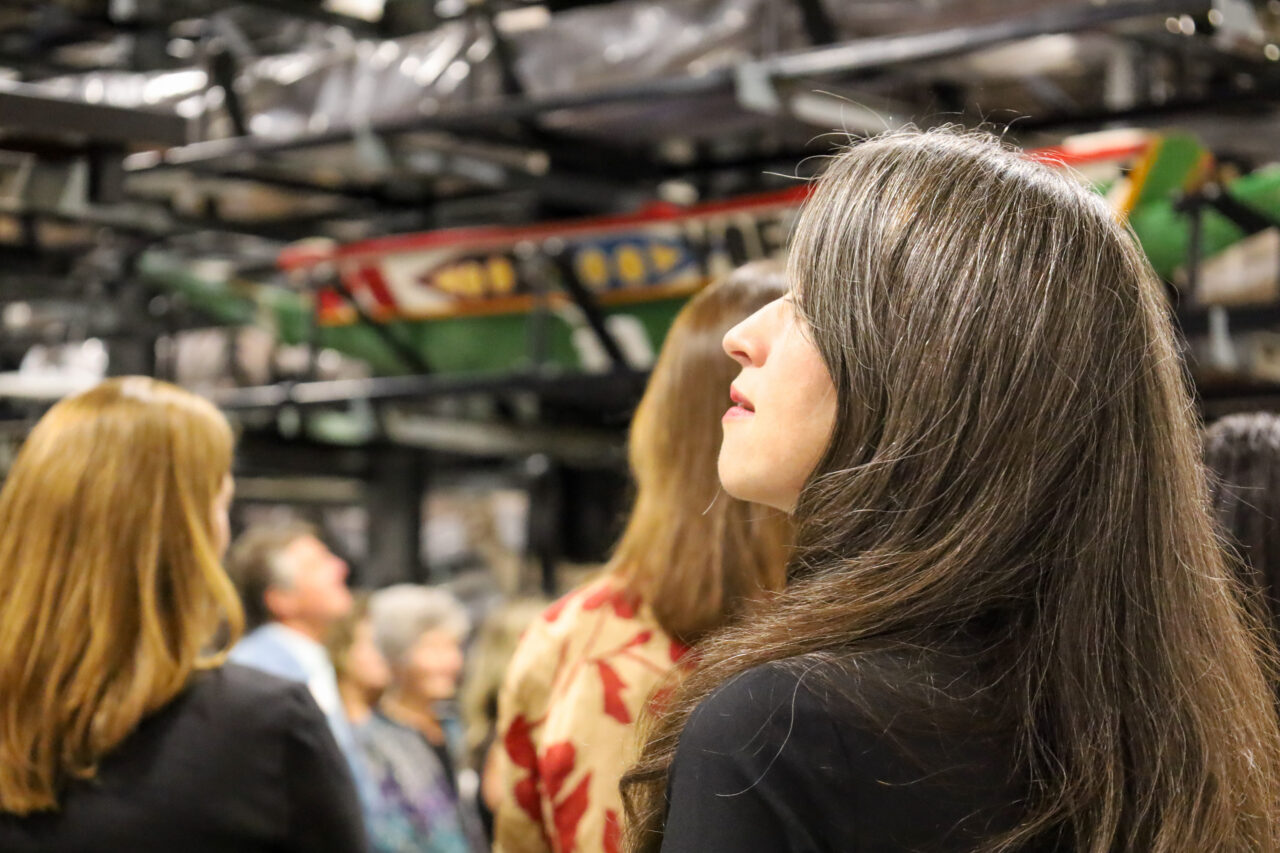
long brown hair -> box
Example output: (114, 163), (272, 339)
(0, 377), (242, 814)
(612, 262), (792, 644)
(623, 129), (1280, 851)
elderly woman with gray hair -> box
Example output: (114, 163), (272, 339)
(355, 584), (487, 853)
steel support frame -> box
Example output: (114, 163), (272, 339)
(134, 0), (1209, 165)
(1011, 84), (1280, 133)
(1174, 184), (1280, 329)
(208, 0), (382, 36)
(0, 80), (189, 147)
(329, 275), (434, 374)
(793, 0), (837, 46)
(119, 1), (1213, 205)
(208, 367), (650, 411)
(548, 249), (631, 371)
(750, 0), (1210, 81)
(365, 445), (426, 585)
(128, 136), (643, 216)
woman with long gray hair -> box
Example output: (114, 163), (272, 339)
(621, 129), (1280, 852)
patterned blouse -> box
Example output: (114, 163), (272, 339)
(494, 573), (690, 853)
(357, 712), (488, 853)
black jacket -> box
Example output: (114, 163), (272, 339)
(0, 663), (369, 853)
(662, 655), (1061, 853)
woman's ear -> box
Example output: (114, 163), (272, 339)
(262, 585), (296, 622)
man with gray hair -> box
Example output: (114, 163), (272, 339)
(225, 523), (381, 840)
(226, 523), (356, 707)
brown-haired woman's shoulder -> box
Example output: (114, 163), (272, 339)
(512, 573), (678, 659)
(498, 571), (679, 736)
(662, 654), (1033, 853)
(494, 572), (689, 853)
(537, 572), (640, 625)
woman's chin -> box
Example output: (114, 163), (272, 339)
(718, 464), (784, 513)
(716, 457), (749, 502)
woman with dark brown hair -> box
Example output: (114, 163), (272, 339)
(493, 263), (793, 853)
(621, 129), (1280, 852)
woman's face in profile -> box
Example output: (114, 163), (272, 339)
(347, 618), (391, 695)
(719, 293), (837, 513)
(401, 628), (465, 704)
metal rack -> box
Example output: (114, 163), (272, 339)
(2, 0), (1280, 587)
(0, 0), (1271, 397)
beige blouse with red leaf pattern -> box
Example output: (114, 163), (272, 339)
(494, 574), (690, 853)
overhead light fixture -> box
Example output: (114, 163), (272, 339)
(2, 302), (32, 331)
(323, 0), (385, 23)
(496, 5), (551, 34)
(166, 38), (196, 59)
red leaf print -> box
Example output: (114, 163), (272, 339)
(646, 685), (674, 716)
(669, 639), (690, 662)
(541, 741), (576, 801)
(554, 773), (592, 853)
(620, 630), (652, 651)
(582, 582), (638, 619)
(580, 583), (611, 611)
(504, 714), (539, 771)
(604, 809), (621, 853)
(514, 777), (543, 827)
(542, 593), (572, 623)
(596, 660), (631, 724)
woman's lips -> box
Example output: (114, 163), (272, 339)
(725, 386), (755, 421)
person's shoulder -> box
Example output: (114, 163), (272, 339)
(693, 647), (990, 733)
(685, 647), (1016, 776)
(666, 658), (863, 811)
(542, 573), (646, 629)
(684, 658), (845, 752)
(182, 662), (318, 730)
(501, 574), (651, 721)
(674, 652), (1027, 848)
(509, 575), (640, 663)
(228, 624), (280, 654)
(363, 713), (437, 767)
(188, 661), (310, 702)
(229, 625), (304, 672)
(364, 711), (418, 742)
(708, 655), (861, 708)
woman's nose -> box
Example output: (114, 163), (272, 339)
(722, 300), (773, 367)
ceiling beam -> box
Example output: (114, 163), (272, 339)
(209, 0), (381, 37)
(0, 79), (189, 147)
